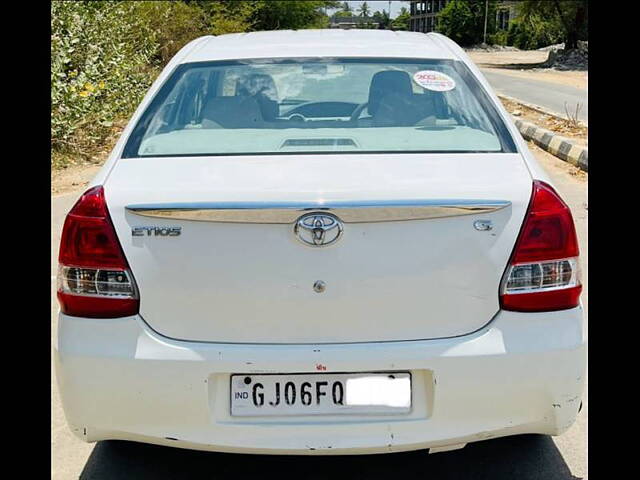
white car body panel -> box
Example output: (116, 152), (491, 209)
(185, 30), (457, 63)
(55, 307), (585, 454)
(106, 152), (531, 343)
(56, 30), (585, 454)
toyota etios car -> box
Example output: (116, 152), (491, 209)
(55, 30), (585, 455)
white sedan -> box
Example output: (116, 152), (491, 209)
(54, 29), (585, 455)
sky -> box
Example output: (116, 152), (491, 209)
(330, 1), (410, 18)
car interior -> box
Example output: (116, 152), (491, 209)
(168, 68), (462, 132)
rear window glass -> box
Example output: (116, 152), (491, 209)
(123, 58), (516, 157)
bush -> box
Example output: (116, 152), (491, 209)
(488, 30), (508, 46)
(51, 0), (336, 169)
(506, 17), (563, 50)
(51, 1), (209, 167)
(131, 2), (209, 65)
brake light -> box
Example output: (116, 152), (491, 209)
(57, 186), (139, 318)
(500, 180), (582, 312)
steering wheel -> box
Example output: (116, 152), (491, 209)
(287, 113), (306, 123)
(349, 102), (369, 122)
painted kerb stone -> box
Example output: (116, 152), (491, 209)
(514, 119), (588, 172)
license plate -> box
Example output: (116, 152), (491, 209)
(230, 372), (411, 417)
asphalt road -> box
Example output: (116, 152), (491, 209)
(51, 147), (587, 479)
(481, 69), (588, 123)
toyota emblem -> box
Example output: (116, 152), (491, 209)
(294, 213), (343, 247)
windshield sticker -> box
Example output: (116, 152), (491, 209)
(413, 70), (456, 92)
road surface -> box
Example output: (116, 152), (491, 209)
(52, 147), (587, 479)
(481, 69), (588, 122)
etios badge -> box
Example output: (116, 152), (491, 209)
(294, 213), (343, 247)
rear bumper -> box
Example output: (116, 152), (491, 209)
(54, 307), (586, 455)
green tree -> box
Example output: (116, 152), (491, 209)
(373, 10), (391, 29)
(358, 2), (371, 17)
(436, 0), (497, 46)
(252, 1), (339, 30)
(391, 7), (410, 31)
(334, 10), (354, 18)
(519, 0), (587, 49)
(186, 1), (259, 35)
(133, 1), (208, 63)
(340, 1), (352, 13)
(506, 12), (563, 50)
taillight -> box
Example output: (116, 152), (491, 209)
(500, 180), (582, 312)
(57, 186), (139, 318)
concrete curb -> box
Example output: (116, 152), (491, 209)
(498, 93), (588, 128)
(514, 118), (588, 172)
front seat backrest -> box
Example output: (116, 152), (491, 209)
(368, 71), (414, 117)
(201, 96), (263, 129)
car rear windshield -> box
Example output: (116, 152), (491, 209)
(123, 58), (516, 157)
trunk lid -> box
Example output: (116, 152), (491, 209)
(105, 153), (531, 343)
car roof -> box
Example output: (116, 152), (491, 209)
(182, 30), (460, 64)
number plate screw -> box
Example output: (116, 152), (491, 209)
(313, 280), (326, 293)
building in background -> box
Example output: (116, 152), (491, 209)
(409, 1), (518, 34)
(409, 0), (446, 33)
(496, 1), (518, 31)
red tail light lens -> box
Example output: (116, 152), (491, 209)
(500, 181), (582, 312)
(57, 186), (139, 318)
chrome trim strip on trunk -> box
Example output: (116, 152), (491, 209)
(125, 200), (511, 224)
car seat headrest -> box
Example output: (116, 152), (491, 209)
(202, 96), (263, 128)
(236, 73), (279, 120)
(368, 71), (413, 116)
